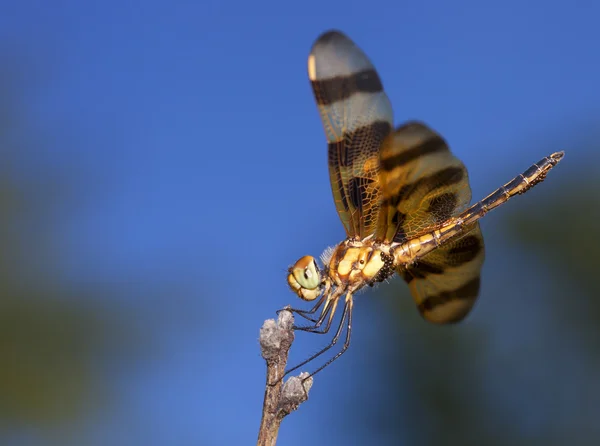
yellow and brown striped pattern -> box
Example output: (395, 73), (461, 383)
(308, 30), (393, 237)
(370, 121), (482, 323)
(376, 121), (473, 244)
(398, 223), (485, 323)
(392, 152), (563, 322)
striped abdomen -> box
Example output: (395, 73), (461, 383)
(395, 151), (564, 263)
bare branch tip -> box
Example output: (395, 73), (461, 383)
(259, 308), (294, 361)
(257, 308), (313, 444)
(277, 306), (294, 330)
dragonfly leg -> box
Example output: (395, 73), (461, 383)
(303, 298), (353, 379)
(293, 296), (338, 333)
(278, 293), (327, 324)
(284, 297), (351, 378)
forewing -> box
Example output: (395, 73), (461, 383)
(376, 121), (472, 243)
(308, 30), (393, 237)
(398, 223), (485, 324)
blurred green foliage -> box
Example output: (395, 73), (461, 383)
(0, 60), (134, 433)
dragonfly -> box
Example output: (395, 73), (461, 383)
(284, 30), (564, 379)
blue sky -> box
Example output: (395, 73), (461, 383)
(1, 0), (599, 444)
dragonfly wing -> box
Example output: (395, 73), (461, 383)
(376, 121), (473, 243)
(309, 30), (393, 237)
(398, 223), (485, 323)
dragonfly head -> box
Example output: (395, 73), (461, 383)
(287, 255), (322, 301)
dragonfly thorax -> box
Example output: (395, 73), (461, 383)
(328, 240), (395, 289)
(287, 239), (396, 303)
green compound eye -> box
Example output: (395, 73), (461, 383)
(286, 255), (322, 301)
(294, 256), (320, 290)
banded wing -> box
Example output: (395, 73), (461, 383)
(398, 223), (485, 323)
(377, 121), (485, 323)
(308, 30), (393, 237)
(376, 121), (473, 243)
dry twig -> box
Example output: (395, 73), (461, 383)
(257, 308), (313, 446)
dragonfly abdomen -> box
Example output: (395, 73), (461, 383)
(463, 151), (564, 225)
(393, 151), (564, 265)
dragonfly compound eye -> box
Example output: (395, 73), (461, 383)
(287, 255), (321, 301)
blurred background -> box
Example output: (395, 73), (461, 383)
(1, 1), (598, 445)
